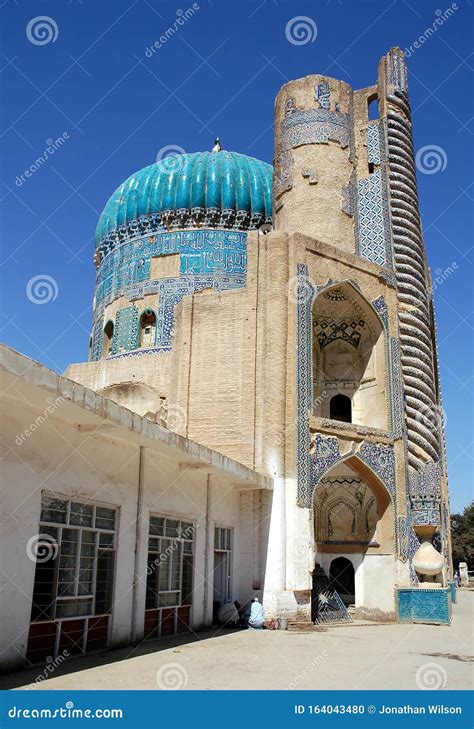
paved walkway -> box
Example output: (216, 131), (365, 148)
(3, 590), (473, 691)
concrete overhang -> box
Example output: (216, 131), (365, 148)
(0, 344), (272, 492)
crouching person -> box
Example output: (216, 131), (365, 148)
(247, 597), (264, 630)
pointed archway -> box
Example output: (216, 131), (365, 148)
(312, 456), (395, 619)
(311, 282), (387, 430)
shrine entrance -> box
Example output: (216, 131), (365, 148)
(311, 455), (394, 622)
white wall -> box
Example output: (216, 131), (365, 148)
(318, 551), (395, 617)
(357, 554), (395, 615)
(0, 394), (259, 670)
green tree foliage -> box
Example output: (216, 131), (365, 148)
(451, 502), (474, 567)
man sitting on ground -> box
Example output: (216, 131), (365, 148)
(248, 597), (264, 630)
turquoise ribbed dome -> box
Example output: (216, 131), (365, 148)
(96, 150), (273, 249)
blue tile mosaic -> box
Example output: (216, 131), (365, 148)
(275, 104), (351, 198)
(367, 123), (381, 165)
(397, 515), (409, 562)
(95, 229), (247, 307)
(371, 294), (388, 329)
(112, 305), (139, 355)
(388, 336), (405, 437)
(91, 230), (247, 359)
(296, 264), (315, 507)
(387, 48), (409, 94)
(358, 441), (396, 500)
(397, 587), (451, 625)
(310, 435), (341, 496)
(315, 81), (330, 110)
(357, 170), (390, 266)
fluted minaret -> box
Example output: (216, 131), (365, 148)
(379, 49), (442, 471)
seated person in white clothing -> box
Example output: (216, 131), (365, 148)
(247, 597), (264, 629)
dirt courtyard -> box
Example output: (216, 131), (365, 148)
(3, 590), (473, 692)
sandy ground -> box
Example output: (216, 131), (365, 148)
(3, 590), (473, 691)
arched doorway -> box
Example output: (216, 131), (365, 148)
(329, 557), (355, 605)
(311, 457), (394, 620)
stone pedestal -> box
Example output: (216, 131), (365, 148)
(459, 562), (469, 587)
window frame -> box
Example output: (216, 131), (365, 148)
(146, 514), (196, 611)
(102, 319), (114, 357)
(33, 493), (118, 623)
(213, 525), (233, 604)
(138, 308), (157, 349)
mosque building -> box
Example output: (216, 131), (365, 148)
(1, 48), (454, 670)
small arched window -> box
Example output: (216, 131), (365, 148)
(139, 309), (156, 348)
(102, 320), (114, 357)
(330, 394), (352, 423)
(368, 95), (379, 121)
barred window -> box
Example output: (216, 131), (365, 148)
(146, 515), (195, 610)
(213, 526), (233, 604)
(31, 495), (117, 622)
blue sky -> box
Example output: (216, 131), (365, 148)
(1, 0), (472, 511)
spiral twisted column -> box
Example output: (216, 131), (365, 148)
(381, 49), (440, 468)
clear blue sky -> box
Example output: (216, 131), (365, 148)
(1, 0), (472, 512)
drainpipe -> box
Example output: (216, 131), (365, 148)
(202, 474), (212, 626)
(131, 445), (145, 644)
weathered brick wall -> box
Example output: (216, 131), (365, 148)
(65, 350), (172, 402)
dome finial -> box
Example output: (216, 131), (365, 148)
(212, 137), (222, 152)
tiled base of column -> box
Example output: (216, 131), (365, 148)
(396, 587), (452, 624)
